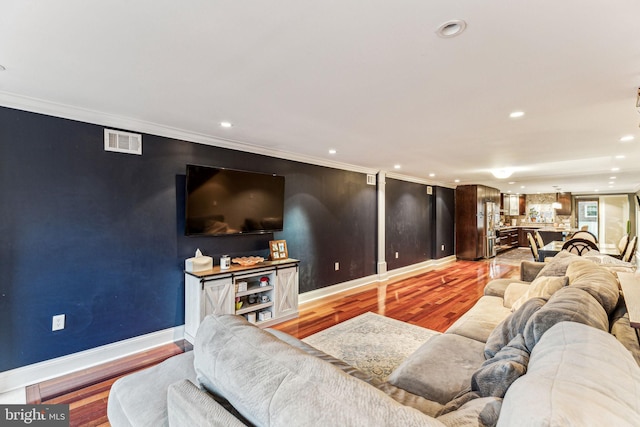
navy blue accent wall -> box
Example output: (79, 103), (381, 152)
(433, 186), (455, 259)
(0, 106), (376, 371)
(385, 178), (434, 269)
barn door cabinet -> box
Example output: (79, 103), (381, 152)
(184, 259), (299, 344)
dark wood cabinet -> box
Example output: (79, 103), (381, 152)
(455, 184), (500, 260)
(519, 227), (538, 247)
(497, 227), (519, 252)
(519, 195), (526, 215)
(556, 192), (572, 215)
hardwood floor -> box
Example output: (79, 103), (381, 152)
(26, 259), (518, 426)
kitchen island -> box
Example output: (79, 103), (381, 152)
(496, 224), (578, 251)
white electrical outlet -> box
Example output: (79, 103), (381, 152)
(441, 244), (445, 251)
(52, 314), (65, 331)
(334, 262), (339, 271)
(395, 252), (399, 259)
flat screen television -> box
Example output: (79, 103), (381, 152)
(185, 165), (285, 236)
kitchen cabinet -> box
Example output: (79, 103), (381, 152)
(497, 227), (519, 253)
(501, 194), (522, 216)
(455, 184), (500, 260)
(555, 193), (572, 215)
(519, 228), (538, 247)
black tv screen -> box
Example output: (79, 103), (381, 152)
(185, 165), (285, 236)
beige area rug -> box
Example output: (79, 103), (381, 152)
(302, 312), (439, 381)
(494, 247), (534, 266)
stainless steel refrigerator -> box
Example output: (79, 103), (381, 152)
(484, 202), (499, 258)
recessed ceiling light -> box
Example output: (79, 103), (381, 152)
(454, 179), (460, 183)
(220, 121), (232, 128)
(520, 185), (525, 189)
(509, 111), (525, 119)
(615, 155), (625, 159)
(394, 164), (401, 169)
(610, 176), (616, 179)
(436, 20), (467, 38)
(612, 167), (620, 171)
(608, 181), (615, 185)
(619, 135), (634, 142)
(508, 181), (516, 185)
(328, 149), (337, 155)
(429, 173), (435, 177)
(594, 189), (599, 192)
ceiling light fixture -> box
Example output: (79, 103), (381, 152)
(394, 164), (401, 169)
(619, 135), (634, 142)
(612, 167), (620, 171)
(615, 155), (625, 159)
(328, 149), (337, 155)
(454, 179), (460, 183)
(509, 111), (525, 119)
(491, 168), (513, 179)
(436, 19), (467, 38)
(220, 121), (232, 128)
(429, 173), (436, 177)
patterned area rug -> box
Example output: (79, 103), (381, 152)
(495, 247), (534, 266)
(302, 312), (439, 380)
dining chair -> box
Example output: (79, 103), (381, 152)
(561, 238), (598, 256)
(527, 232), (540, 262)
(534, 230), (545, 249)
(617, 234), (629, 255)
(621, 236), (637, 263)
(570, 230), (598, 243)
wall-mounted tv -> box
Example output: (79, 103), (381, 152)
(185, 164), (285, 236)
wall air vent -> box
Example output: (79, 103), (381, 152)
(104, 129), (142, 155)
(366, 174), (376, 185)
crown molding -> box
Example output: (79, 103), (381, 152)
(0, 91), (378, 175)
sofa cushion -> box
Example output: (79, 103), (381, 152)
(484, 297), (546, 359)
(445, 296), (512, 343)
(267, 328), (444, 417)
(534, 250), (580, 278)
(484, 278), (528, 298)
(107, 351), (197, 427)
(508, 275), (567, 311)
(523, 287), (609, 350)
(498, 322), (640, 427)
(167, 380), (247, 427)
(565, 259), (620, 314)
(387, 333), (486, 405)
(194, 315), (445, 427)
(472, 334), (529, 398)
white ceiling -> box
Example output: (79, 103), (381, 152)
(2, 1), (640, 195)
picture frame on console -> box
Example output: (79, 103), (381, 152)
(270, 240), (288, 260)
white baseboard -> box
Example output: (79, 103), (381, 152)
(0, 325), (184, 394)
(299, 256), (455, 305)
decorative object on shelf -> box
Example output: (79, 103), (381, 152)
(259, 276), (270, 287)
(220, 255), (231, 270)
(258, 310), (272, 321)
(269, 239), (289, 260)
(184, 248), (213, 272)
(248, 294), (258, 305)
(231, 256), (264, 266)
(235, 297), (243, 310)
(247, 312), (256, 323)
(261, 295), (270, 303)
(236, 281), (248, 292)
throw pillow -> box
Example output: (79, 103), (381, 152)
(534, 250), (580, 279)
(472, 334), (529, 398)
(509, 276), (568, 312)
(484, 297), (546, 360)
(503, 283), (530, 309)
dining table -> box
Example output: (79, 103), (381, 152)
(538, 240), (620, 261)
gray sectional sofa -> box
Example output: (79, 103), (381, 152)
(108, 252), (640, 426)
